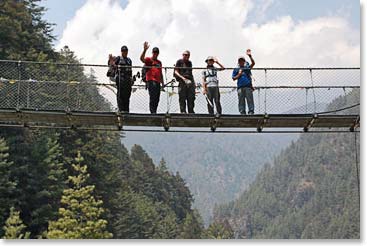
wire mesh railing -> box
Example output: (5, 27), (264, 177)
(0, 60), (360, 115)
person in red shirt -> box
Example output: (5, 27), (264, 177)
(140, 41), (163, 114)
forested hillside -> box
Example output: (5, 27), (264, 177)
(123, 133), (295, 224)
(0, 0), (206, 239)
(213, 89), (360, 239)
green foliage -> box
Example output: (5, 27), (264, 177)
(0, 0), (55, 60)
(123, 128), (295, 224)
(2, 207), (30, 239)
(47, 152), (112, 239)
(214, 90), (360, 239)
(0, 0), (203, 239)
(0, 138), (17, 236)
(177, 211), (204, 239)
(112, 147), (202, 239)
(205, 220), (234, 239)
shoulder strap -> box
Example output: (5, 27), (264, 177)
(127, 57), (132, 66)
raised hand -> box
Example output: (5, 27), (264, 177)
(108, 54), (115, 66)
(144, 41), (150, 51)
(246, 49), (252, 56)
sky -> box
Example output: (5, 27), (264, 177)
(39, 0), (361, 73)
(41, 0), (360, 43)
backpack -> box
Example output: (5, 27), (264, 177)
(141, 66), (149, 83)
(106, 56), (117, 81)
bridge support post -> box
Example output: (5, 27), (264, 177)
(257, 114), (269, 132)
(116, 112), (123, 131)
(304, 114), (318, 132)
(350, 116), (360, 132)
(163, 113), (171, 132)
(210, 115), (220, 132)
(65, 110), (74, 129)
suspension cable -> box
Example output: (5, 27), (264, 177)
(309, 69), (317, 113)
(0, 59), (360, 70)
(354, 132), (360, 210)
(264, 69), (268, 114)
(316, 103), (360, 115)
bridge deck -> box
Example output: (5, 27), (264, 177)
(0, 109), (360, 132)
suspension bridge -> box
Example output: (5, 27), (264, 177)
(0, 60), (360, 133)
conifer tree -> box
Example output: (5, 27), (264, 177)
(47, 152), (112, 239)
(205, 220), (234, 239)
(0, 138), (16, 236)
(178, 212), (204, 239)
(3, 207), (30, 239)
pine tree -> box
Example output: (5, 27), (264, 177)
(27, 134), (67, 236)
(178, 212), (204, 239)
(2, 207), (30, 239)
(0, 138), (16, 236)
(205, 220), (234, 239)
(112, 187), (140, 238)
(0, 0), (55, 60)
(44, 136), (67, 205)
(47, 152), (112, 239)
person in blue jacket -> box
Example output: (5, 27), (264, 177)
(232, 49), (256, 115)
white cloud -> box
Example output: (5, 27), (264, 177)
(56, 0), (360, 112)
(58, 0), (359, 69)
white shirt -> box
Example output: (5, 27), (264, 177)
(202, 67), (219, 87)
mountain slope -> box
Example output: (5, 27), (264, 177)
(123, 132), (295, 224)
(213, 89), (360, 239)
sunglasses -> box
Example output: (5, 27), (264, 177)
(183, 54), (190, 56)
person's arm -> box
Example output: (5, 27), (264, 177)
(174, 69), (187, 81)
(247, 49), (255, 68)
(174, 61), (186, 81)
(160, 65), (164, 87)
(202, 72), (207, 94)
(203, 79), (208, 94)
(232, 69), (243, 80)
(108, 54), (117, 66)
(215, 60), (225, 71)
(140, 41), (149, 63)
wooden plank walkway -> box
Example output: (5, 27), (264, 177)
(0, 109), (360, 132)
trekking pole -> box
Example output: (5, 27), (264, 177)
(204, 93), (214, 109)
(163, 79), (176, 88)
(196, 82), (214, 111)
(164, 67), (169, 113)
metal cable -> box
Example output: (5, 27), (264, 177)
(0, 59), (360, 70)
(316, 103), (360, 115)
(309, 69), (317, 113)
(0, 123), (360, 134)
(354, 132), (360, 210)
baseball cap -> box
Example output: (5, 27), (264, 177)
(238, 56), (246, 61)
(183, 50), (190, 55)
(121, 45), (128, 51)
(152, 47), (160, 53)
(205, 56), (215, 63)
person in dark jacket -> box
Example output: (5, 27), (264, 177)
(108, 45), (133, 112)
(174, 50), (195, 114)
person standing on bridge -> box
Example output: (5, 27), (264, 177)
(232, 49), (255, 115)
(140, 41), (163, 114)
(108, 45), (133, 113)
(174, 50), (196, 114)
(202, 56), (225, 116)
